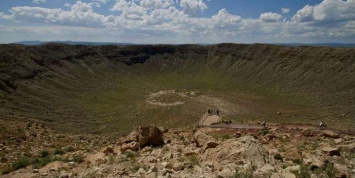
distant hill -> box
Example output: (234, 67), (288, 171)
(273, 43), (355, 48)
(11, 41), (133, 46)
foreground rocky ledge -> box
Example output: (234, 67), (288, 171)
(1, 125), (355, 178)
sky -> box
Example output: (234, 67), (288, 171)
(0, 0), (354, 44)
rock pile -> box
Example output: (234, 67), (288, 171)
(2, 124), (355, 178)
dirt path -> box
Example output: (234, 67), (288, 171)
(199, 114), (222, 126)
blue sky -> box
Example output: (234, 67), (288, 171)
(0, 0), (354, 44)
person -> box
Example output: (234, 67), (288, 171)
(208, 109), (212, 115)
(319, 121), (326, 130)
(262, 120), (266, 128)
(216, 109), (220, 116)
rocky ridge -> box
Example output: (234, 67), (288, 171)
(1, 124), (354, 178)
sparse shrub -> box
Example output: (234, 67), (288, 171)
(39, 156), (52, 167)
(131, 163), (143, 173)
(310, 142), (319, 150)
(108, 154), (115, 164)
(186, 155), (199, 166)
(261, 129), (269, 135)
(292, 162), (311, 178)
(73, 154), (85, 163)
(297, 144), (306, 152)
(234, 165), (255, 178)
(64, 146), (75, 152)
(40, 150), (49, 158)
(124, 151), (139, 160)
(11, 157), (31, 170)
(23, 152), (32, 157)
(54, 148), (64, 155)
(279, 137), (290, 143)
(314, 162), (337, 178)
(177, 156), (185, 162)
(1, 166), (13, 175)
(222, 134), (232, 140)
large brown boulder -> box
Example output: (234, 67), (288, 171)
(118, 125), (164, 151)
(136, 125), (164, 147)
(284, 148), (302, 163)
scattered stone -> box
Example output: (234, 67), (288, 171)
(159, 126), (169, 133)
(103, 146), (114, 155)
(334, 138), (342, 144)
(272, 172), (296, 178)
(173, 162), (185, 171)
(32, 169), (39, 173)
(218, 168), (234, 178)
(233, 132), (241, 138)
(162, 162), (171, 169)
(277, 112), (281, 115)
(59, 172), (69, 178)
(121, 141), (140, 152)
(205, 141), (218, 150)
(259, 164), (275, 173)
(68, 161), (76, 168)
(302, 130), (317, 137)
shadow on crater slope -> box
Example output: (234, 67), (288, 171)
(0, 43), (354, 134)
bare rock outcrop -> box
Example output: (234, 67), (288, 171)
(201, 135), (269, 169)
(119, 125), (164, 152)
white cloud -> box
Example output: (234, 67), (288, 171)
(0, 0), (355, 43)
(0, 12), (14, 20)
(292, 0), (355, 23)
(33, 0), (46, 4)
(5, 2), (108, 28)
(259, 12), (283, 23)
(292, 5), (315, 22)
(281, 8), (290, 14)
(212, 9), (241, 28)
(179, 0), (207, 16)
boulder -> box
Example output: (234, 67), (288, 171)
(284, 148), (302, 163)
(320, 130), (340, 139)
(201, 136), (268, 168)
(121, 141), (140, 152)
(322, 147), (340, 156)
(339, 143), (355, 152)
(334, 163), (349, 178)
(193, 131), (216, 148)
(218, 168), (235, 178)
(172, 162), (185, 171)
(259, 164), (275, 173)
(205, 141), (218, 150)
(302, 130), (318, 137)
(103, 146), (114, 155)
(120, 125), (164, 149)
(334, 138), (342, 144)
(136, 126), (164, 147)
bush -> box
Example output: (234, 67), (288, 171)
(234, 166), (255, 178)
(292, 162), (311, 178)
(186, 155), (199, 166)
(124, 151), (139, 160)
(64, 146), (75, 152)
(54, 148), (64, 155)
(12, 157), (31, 170)
(73, 154), (84, 163)
(40, 150), (50, 158)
